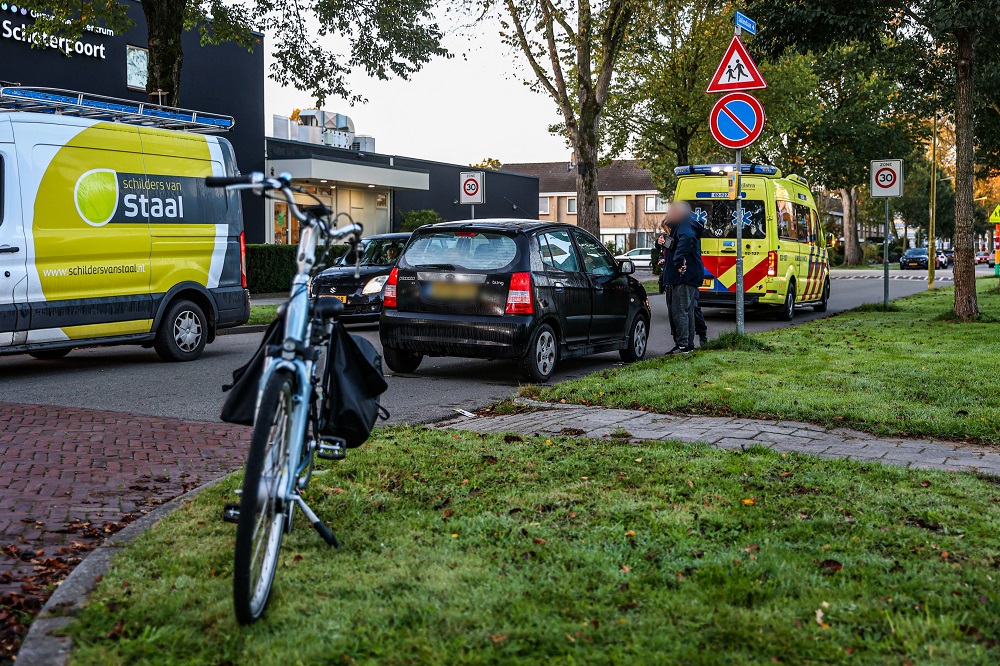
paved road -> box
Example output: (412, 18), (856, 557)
(0, 272), (955, 425)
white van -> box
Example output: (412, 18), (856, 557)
(0, 87), (249, 361)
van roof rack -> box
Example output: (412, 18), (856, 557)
(0, 87), (234, 133)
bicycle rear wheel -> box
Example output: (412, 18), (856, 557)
(233, 369), (296, 624)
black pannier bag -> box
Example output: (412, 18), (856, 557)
(321, 325), (389, 447)
(220, 316), (284, 426)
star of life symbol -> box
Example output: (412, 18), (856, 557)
(693, 208), (708, 225)
(732, 207), (754, 228)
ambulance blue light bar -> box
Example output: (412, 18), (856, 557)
(674, 164), (780, 177)
(0, 87), (234, 133)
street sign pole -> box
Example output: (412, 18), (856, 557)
(735, 150), (745, 334)
(871, 159), (903, 312)
(884, 198), (890, 311)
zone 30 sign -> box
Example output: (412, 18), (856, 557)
(870, 159), (904, 198)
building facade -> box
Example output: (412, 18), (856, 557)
(504, 160), (667, 251)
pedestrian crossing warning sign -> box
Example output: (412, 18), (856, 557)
(990, 205), (1000, 224)
(706, 35), (768, 94)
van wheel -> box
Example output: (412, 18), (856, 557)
(619, 315), (648, 363)
(154, 299), (207, 362)
(778, 283), (796, 321)
(383, 346), (423, 374)
(29, 349), (71, 361)
(813, 278), (831, 312)
(520, 324), (558, 383)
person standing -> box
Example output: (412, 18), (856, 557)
(662, 202), (704, 354)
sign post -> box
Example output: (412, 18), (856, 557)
(706, 14), (766, 335)
(460, 171), (485, 219)
(870, 159), (904, 311)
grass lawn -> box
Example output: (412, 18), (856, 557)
(535, 280), (1000, 445)
(247, 304), (279, 326)
(68, 427), (1000, 665)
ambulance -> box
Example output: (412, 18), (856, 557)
(672, 164), (830, 320)
(0, 87), (249, 361)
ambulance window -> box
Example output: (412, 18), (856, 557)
(688, 200), (766, 240)
(776, 201), (796, 240)
(812, 210), (824, 246)
(793, 204), (811, 243)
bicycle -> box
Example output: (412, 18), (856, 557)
(207, 172), (364, 624)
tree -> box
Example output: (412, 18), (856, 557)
(745, 0), (1000, 318)
(22, 0), (448, 107)
(497, 0), (654, 234)
(470, 157), (504, 170)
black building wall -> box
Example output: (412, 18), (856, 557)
(0, 1), (267, 240)
(392, 157), (539, 225)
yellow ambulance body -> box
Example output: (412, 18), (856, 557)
(672, 164), (830, 320)
(0, 106), (249, 361)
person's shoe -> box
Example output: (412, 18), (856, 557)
(669, 346), (693, 356)
(698, 335), (708, 347)
(665, 345), (681, 356)
(682, 346), (695, 355)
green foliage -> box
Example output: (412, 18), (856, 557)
(246, 244), (347, 294)
(400, 209), (444, 233)
(68, 427), (1000, 664)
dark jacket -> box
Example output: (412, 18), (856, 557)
(663, 215), (704, 288)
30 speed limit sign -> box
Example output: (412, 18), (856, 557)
(870, 159), (903, 198)
(460, 171), (485, 205)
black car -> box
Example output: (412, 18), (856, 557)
(943, 248), (955, 266)
(311, 233), (410, 321)
(899, 248), (929, 270)
(379, 220), (651, 383)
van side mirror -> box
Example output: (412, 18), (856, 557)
(619, 260), (636, 275)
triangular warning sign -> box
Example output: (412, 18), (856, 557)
(706, 35), (768, 94)
(991, 205), (1000, 224)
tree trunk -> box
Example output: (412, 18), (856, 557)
(840, 187), (862, 265)
(574, 115), (601, 236)
(952, 28), (979, 320)
(142, 0), (186, 106)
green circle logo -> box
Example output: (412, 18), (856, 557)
(74, 169), (119, 227)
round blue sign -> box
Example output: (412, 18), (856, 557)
(709, 92), (766, 150)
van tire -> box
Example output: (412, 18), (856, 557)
(29, 349), (71, 361)
(383, 346), (423, 374)
(814, 278), (831, 312)
(619, 315), (649, 363)
(520, 323), (558, 383)
(154, 299), (208, 362)
(778, 283), (796, 321)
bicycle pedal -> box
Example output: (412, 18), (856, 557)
(222, 503), (240, 523)
(317, 437), (347, 460)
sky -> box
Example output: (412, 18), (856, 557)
(262, 18), (570, 167)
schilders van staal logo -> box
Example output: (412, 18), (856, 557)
(73, 169), (227, 226)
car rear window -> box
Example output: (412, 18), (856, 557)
(684, 200), (767, 240)
(402, 231), (518, 271)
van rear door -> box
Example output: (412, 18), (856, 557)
(0, 132), (28, 346)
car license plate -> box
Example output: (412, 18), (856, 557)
(908, 262), (918, 266)
(332, 295), (347, 303)
(702, 278), (713, 287)
(427, 281), (478, 301)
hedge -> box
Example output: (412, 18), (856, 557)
(246, 244), (349, 294)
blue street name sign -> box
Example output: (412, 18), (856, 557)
(735, 11), (757, 35)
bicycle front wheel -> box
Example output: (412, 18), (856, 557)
(233, 369), (296, 624)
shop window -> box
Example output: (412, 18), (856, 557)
(645, 195), (668, 213)
(376, 193), (388, 208)
(273, 202), (289, 244)
(567, 197), (577, 214)
(126, 46), (148, 91)
(603, 195), (626, 214)
(538, 197), (550, 215)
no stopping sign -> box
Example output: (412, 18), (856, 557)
(870, 160), (903, 198)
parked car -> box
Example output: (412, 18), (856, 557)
(976, 251), (992, 265)
(311, 233), (410, 321)
(936, 252), (949, 269)
(899, 248), (929, 270)
(379, 220), (652, 382)
(614, 247), (653, 270)
(943, 249), (955, 266)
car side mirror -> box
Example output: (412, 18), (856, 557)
(619, 260), (636, 275)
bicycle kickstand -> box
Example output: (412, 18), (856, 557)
(294, 495), (340, 548)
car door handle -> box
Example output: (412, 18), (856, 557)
(0, 246), (19, 254)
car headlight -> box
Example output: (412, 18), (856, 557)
(362, 275), (389, 296)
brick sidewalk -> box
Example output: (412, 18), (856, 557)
(439, 401), (1000, 475)
(0, 402), (249, 660)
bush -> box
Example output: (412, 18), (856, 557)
(401, 209), (445, 232)
(246, 244), (348, 294)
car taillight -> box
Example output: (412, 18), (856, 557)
(383, 267), (399, 309)
(766, 250), (778, 277)
(239, 230), (247, 289)
(505, 272), (533, 315)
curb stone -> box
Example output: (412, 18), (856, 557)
(16, 477), (229, 666)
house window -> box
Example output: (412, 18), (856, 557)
(126, 46), (148, 91)
(601, 234), (627, 253)
(645, 195), (668, 213)
(538, 197), (550, 215)
(603, 195), (626, 214)
(567, 197), (577, 214)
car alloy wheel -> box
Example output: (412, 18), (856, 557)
(535, 329), (556, 377)
(632, 318), (648, 358)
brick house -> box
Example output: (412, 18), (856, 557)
(503, 160), (667, 252)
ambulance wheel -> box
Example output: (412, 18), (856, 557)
(814, 278), (831, 312)
(778, 283), (796, 321)
(29, 349), (71, 361)
(155, 299), (207, 362)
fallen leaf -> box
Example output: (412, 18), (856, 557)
(819, 559), (843, 574)
(941, 551), (949, 559)
(580, 476), (589, 480)
(443, 509), (454, 518)
(687, 479), (694, 487)
(503, 434), (523, 443)
(107, 619), (125, 640)
(624, 530), (636, 538)
(619, 565), (632, 573)
(490, 634), (508, 644)
(920, 480), (931, 488)
(451, 534), (459, 538)
(780, 471), (793, 478)
(815, 608), (830, 629)
(461, 479), (469, 485)
(533, 538), (547, 545)
(741, 498), (756, 506)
